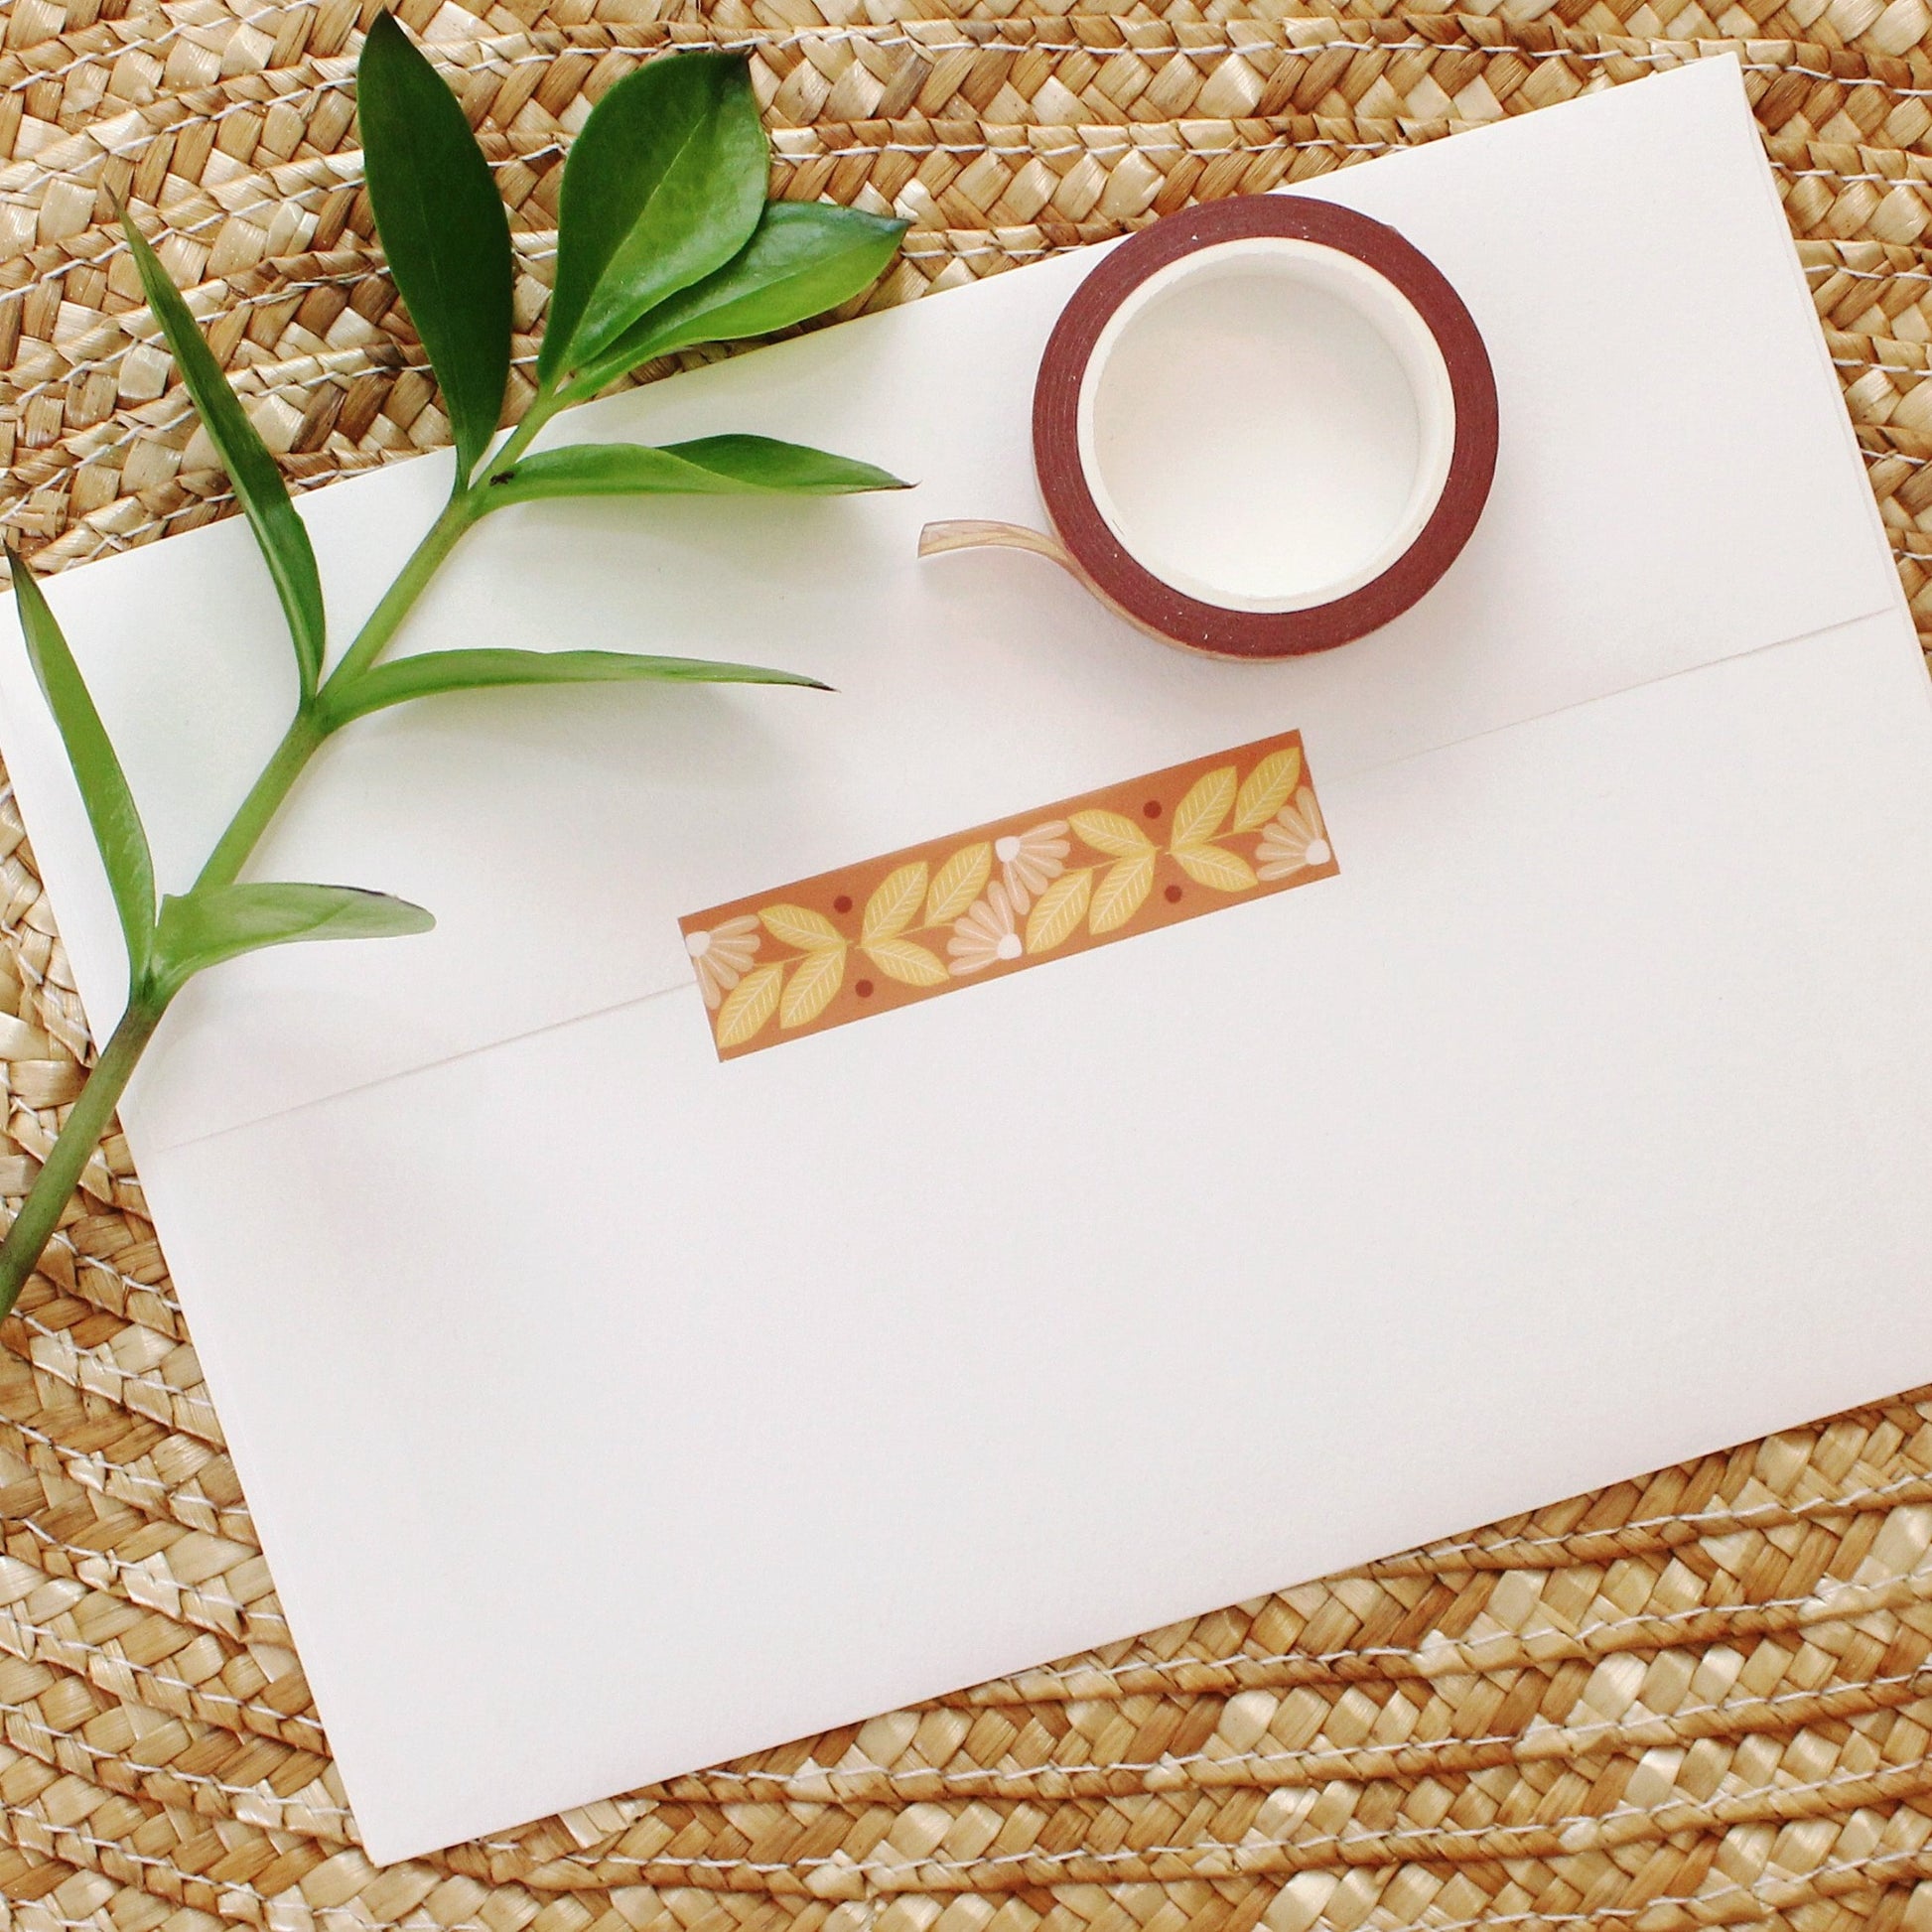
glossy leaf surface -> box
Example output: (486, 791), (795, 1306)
(357, 13), (513, 483)
(487, 436), (905, 508)
(6, 547), (155, 983)
(539, 53), (766, 387)
(122, 215), (327, 695)
(568, 202), (906, 396)
(322, 646), (828, 726)
(153, 883), (434, 992)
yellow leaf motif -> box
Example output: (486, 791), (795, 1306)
(1069, 809), (1155, 857)
(863, 862), (928, 943)
(1173, 843), (1257, 893)
(1231, 747), (1304, 834)
(1171, 765), (1237, 849)
(779, 944), (847, 1029)
(925, 843), (993, 924)
(715, 960), (784, 1047)
(1025, 868), (1093, 954)
(1089, 851), (1155, 934)
(759, 903), (844, 951)
(862, 935), (950, 986)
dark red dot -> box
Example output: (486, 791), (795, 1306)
(1164, 884), (1183, 903)
(833, 895), (853, 914)
(855, 979), (874, 999)
(1143, 800), (1163, 820)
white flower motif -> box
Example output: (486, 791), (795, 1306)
(685, 913), (760, 1010)
(1255, 789), (1331, 882)
(993, 820), (1069, 913)
(948, 883), (1025, 976)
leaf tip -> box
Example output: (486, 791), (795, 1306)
(116, 203), (153, 257)
(359, 8), (414, 72)
(360, 7), (416, 68)
(374, 890), (437, 934)
(2, 538), (40, 606)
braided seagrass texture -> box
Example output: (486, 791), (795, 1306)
(9, 2), (1932, 1928)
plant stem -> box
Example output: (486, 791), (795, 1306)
(194, 710), (323, 893)
(0, 998), (162, 1318)
(200, 488), (485, 886)
(327, 488), (481, 693)
(1, 435), (523, 1311)
(478, 390), (562, 489)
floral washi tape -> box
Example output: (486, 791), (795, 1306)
(681, 728), (1336, 1059)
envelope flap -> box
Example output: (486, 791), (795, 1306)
(0, 57), (1892, 1156)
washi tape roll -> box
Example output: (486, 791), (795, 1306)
(921, 196), (1499, 660)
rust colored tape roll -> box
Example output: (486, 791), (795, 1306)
(1031, 195), (1500, 660)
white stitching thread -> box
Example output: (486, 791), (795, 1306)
(2, 1310), (211, 1434)
(974, 1558), (1932, 1694)
(0, 1693), (353, 1829)
(472, 1749), (1932, 1876)
(5, 1513), (281, 1645)
(20, 1709), (1925, 1895)
(1810, 256), (1932, 290)
(2, 20), (1914, 97)
(683, 1661), (1932, 1796)
(0, 1406), (248, 1541)
(0, 1603), (322, 1738)
(0, 1849), (1921, 1932)
(1, 2), (301, 103)
(1376, 1452), (1932, 1564)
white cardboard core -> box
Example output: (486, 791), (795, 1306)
(1076, 236), (1458, 613)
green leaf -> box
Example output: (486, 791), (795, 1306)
(153, 882), (434, 992)
(538, 52), (766, 390)
(484, 435), (907, 509)
(565, 201), (906, 398)
(357, 12), (513, 484)
(5, 546), (155, 983)
(661, 434), (909, 493)
(321, 646), (829, 727)
(121, 213), (327, 698)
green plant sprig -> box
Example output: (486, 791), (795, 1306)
(0, 19), (910, 1314)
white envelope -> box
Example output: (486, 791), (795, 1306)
(5, 55), (1932, 1865)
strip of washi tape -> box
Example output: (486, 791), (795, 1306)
(681, 728), (1336, 1059)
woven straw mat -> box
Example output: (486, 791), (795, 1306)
(10, 3), (1932, 1929)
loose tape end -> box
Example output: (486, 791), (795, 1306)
(917, 519), (1073, 568)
